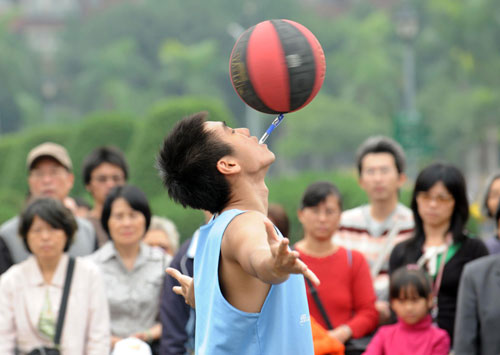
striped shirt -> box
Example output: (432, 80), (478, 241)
(334, 203), (414, 299)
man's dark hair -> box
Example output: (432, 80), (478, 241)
(19, 198), (77, 253)
(356, 136), (406, 175)
(82, 146), (129, 185)
(101, 185), (151, 236)
(300, 181), (343, 211)
(156, 112), (233, 214)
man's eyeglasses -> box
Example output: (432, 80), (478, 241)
(92, 175), (125, 184)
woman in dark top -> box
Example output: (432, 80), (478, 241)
(389, 162), (488, 342)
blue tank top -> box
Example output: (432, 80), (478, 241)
(194, 209), (314, 355)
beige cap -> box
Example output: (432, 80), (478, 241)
(27, 142), (72, 171)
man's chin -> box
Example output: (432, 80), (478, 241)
(40, 192), (59, 200)
(370, 193), (391, 202)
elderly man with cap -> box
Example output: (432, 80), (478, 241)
(0, 142), (97, 263)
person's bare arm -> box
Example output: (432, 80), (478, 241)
(224, 212), (319, 286)
(165, 212), (319, 310)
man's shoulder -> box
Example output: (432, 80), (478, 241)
(75, 216), (95, 235)
(340, 205), (368, 227)
(0, 216), (20, 238)
(222, 210), (265, 238)
(394, 203), (413, 220)
(341, 205), (367, 220)
(463, 253), (498, 276)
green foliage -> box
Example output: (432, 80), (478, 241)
(70, 112), (137, 197)
(0, 16), (42, 132)
(0, 135), (23, 188)
(150, 196), (206, 244)
(0, 189), (25, 223)
(128, 97), (235, 197)
(275, 94), (389, 171)
(157, 39), (226, 98)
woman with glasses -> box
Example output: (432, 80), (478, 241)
(389, 162), (488, 342)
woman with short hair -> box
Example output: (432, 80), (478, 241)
(294, 181), (378, 350)
(0, 198), (110, 354)
(90, 185), (171, 354)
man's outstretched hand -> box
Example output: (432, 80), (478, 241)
(166, 267), (195, 308)
(264, 219), (320, 286)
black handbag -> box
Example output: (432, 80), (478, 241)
(28, 257), (76, 355)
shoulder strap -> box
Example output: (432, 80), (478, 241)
(304, 277), (334, 330)
(294, 245), (335, 330)
(347, 248), (352, 266)
(212, 209), (246, 237)
(370, 219), (400, 278)
(54, 257), (75, 345)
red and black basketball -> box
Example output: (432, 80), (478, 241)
(229, 19), (326, 115)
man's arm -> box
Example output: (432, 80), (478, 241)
(223, 212), (319, 285)
(166, 213), (319, 311)
(453, 264), (479, 355)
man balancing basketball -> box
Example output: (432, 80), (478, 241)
(157, 111), (317, 355)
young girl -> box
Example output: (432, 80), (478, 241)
(363, 266), (450, 355)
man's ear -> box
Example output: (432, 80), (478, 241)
(397, 172), (407, 188)
(216, 156), (241, 175)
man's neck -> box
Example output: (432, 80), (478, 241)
(89, 203), (103, 220)
(223, 170), (269, 215)
(370, 196), (399, 222)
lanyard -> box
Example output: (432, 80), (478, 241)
(417, 233), (452, 320)
(431, 242), (449, 300)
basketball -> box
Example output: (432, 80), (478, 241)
(229, 19), (326, 115)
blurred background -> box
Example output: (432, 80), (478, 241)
(0, 0), (498, 241)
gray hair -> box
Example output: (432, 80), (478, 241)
(149, 216), (180, 253)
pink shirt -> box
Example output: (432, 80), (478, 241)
(363, 315), (450, 355)
(0, 254), (110, 354)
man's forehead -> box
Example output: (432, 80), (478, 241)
(205, 120), (225, 129)
(31, 156), (67, 170)
(204, 121), (230, 136)
(362, 152), (396, 167)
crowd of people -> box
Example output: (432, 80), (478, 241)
(0, 113), (499, 355)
